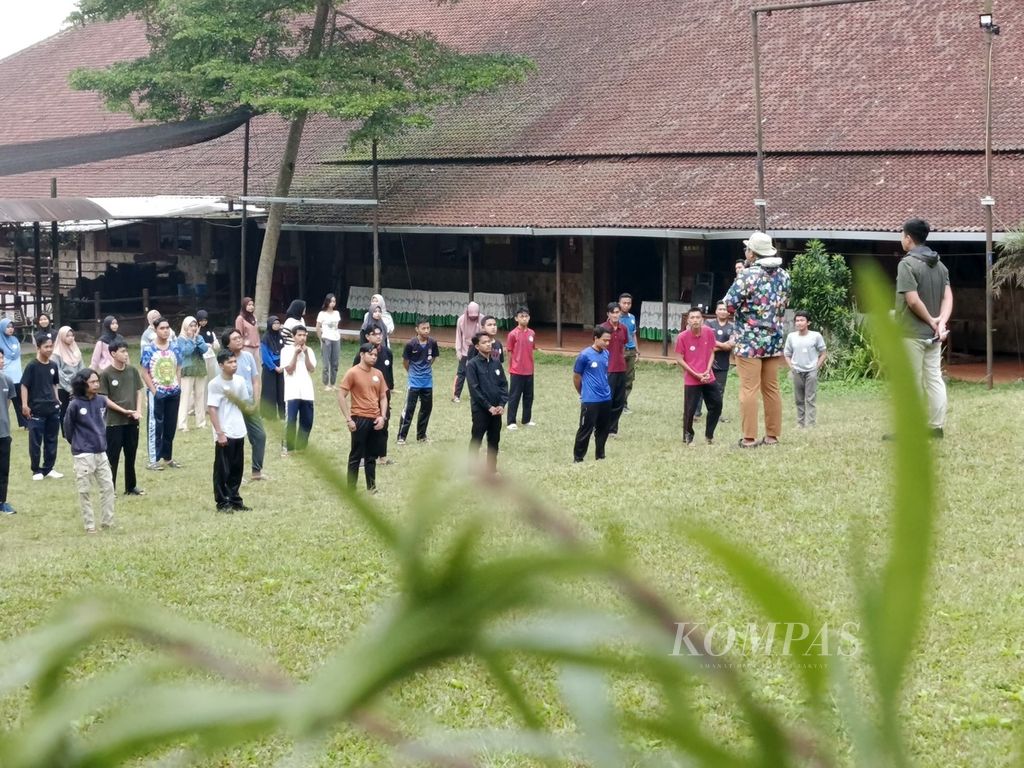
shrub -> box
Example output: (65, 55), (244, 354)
(789, 239), (854, 345)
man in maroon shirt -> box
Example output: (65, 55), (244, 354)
(598, 302), (629, 436)
(675, 307), (722, 444)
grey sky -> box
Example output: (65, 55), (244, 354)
(0, 1), (80, 61)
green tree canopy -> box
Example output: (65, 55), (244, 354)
(789, 239), (854, 344)
(69, 0), (534, 313)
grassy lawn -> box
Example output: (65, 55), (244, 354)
(1, 340), (1022, 766)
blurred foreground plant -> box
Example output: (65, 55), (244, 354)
(0, 264), (935, 767)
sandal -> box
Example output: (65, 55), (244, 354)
(737, 438), (759, 448)
(760, 437), (780, 446)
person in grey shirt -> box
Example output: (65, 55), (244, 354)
(784, 310), (827, 427)
(893, 217), (952, 438)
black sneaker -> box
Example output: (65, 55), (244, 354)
(231, 504), (253, 512)
(216, 505), (235, 514)
(124, 488), (145, 496)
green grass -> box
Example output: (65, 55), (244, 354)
(1, 341), (1023, 766)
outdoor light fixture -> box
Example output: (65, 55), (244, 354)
(981, 195), (996, 207)
(979, 13), (1000, 34)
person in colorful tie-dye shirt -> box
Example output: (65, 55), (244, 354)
(723, 231), (791, 448)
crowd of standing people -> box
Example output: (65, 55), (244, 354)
(0, 220), (952, 530)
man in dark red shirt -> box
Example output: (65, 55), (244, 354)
(598, 302), (629, 436)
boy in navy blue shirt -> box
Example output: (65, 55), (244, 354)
(397, 317), (440, 444)
(64, 368), (116, 533)
(572, 326), (612, 462)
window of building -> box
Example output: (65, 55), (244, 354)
(158, 220), (193, 251)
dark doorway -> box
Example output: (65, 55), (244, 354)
(613, 238), (663, 307)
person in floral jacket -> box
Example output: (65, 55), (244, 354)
(723, 231), (791, 447)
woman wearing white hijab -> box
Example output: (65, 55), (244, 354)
(361, 294), (395, 345)
(52, 325), (84, 435)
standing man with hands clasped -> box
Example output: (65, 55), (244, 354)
(98, 340), (146, 496)
(465, 331), (508, 474)
(281, 324), (317, 453)
(21, 332), (63, 480)
(890, 217), (953, 440)
(338, 343), (388, 492)
(207, 350), (251, 513)
(675, 307), (722, 445)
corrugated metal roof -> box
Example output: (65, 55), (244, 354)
(0, 197), (112, 223)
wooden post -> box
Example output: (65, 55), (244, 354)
(467, 239), (474, 300)
(143, 288), (150, 313)
(240, 117), (250, 300)
(555, 239), (563, 349)
(371, 139), (381, 295)
(94, 292), (101, 324)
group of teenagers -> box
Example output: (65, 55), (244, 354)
(0, 219), (951, 529)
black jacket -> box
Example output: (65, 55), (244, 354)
(465, 354), (508, 412)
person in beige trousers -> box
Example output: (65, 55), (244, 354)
(177, 316), (210, 431)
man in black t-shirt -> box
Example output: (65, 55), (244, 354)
(20, 333), (63, 480)
(706, 301), (736, 404)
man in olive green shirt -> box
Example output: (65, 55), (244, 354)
(894, 218), (953, 438)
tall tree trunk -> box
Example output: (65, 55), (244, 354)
(253, 0), (331, 321)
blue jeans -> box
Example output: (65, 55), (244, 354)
(285, 399), (314, 451)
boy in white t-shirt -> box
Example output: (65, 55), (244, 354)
(206, 350), (250, 512)
(281, 325), (317, 452)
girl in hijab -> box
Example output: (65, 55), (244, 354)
(235, 297), (260, 357)
(360, 306), (390, 349)
(52, 325), (84, 434)
(89, 315), (123, 371)
(196, 309), (220, 352)
(0, 319), (24, 428)
(176, 315), (210, 431)
(361, 294), (395, 337)
(260, 316), (286, 421)
(281, 299), (306, 343)
(33, 313), (54, 347)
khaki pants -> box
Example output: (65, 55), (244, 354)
(178, 374), (208, 429)
(73, 452), (115, 530)
(905, 338), (947, 428)
(735, 356), (783, 441)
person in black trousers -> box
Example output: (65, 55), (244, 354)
(20, 333), (63, 480)
(355, 325), (395, 464)
(338, 344), (388, 492)
(97, 341), (146, 495)
(465, 331), (508, 474)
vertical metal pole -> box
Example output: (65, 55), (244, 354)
(751, 10), (767, 232)
(982, 6), (995, 390)
(33, 222), (42, 321)
(371, 139), (381, 295)
(555, 239), (563, 349)
(661, 241), (669, 357)
(240, 118), (250, 301)
(50, 178), (61, 326)
(467, 241), (474, 299)
(94, 292), (102, 324)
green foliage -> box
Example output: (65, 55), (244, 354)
(68, 0), (534, 140)
(993, 222), (1024, 295)
(0, 268), (943, 766)
(822, 322), (881, 382)
(789, 239), (855, 345)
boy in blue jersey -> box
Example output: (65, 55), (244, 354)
(397, 317), (440, 444)
(619, 293), (639, 412)
(572, 326), (612, 462)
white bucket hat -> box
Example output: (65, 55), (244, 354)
(743, 231), (777, 257)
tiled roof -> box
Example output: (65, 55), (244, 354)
(289, 153), (1024, 233)
(0, 3), (1020, 234)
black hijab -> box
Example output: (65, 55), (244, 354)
(99, 315), (123, 346)
(262, 316), (284, 354)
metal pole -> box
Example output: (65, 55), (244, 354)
(982, 2), (995, 390)
(371, 140), (381, 295)
(661, 242), (669, 357)
(555, 239), (563, 349)
(750, 0), (882, 232)
(751, 10), (767, 232)
(467, 241), (474, 299)
(240, 118), (250, 301)
(50, 178), (60, 326)
(33, 222), (42, 321)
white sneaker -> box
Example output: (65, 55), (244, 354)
(46, 470), (64, 479)
(506, 423), (518, 431)
(525, 421), (537, 427)
(32, 473), (44, 481)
